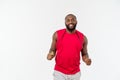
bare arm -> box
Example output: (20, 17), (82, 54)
(47, 32), (57, 60)
(81, 36), (92, 65)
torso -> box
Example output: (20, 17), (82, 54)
(54, 29), (84, 74)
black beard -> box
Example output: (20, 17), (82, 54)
(65, 24), (76, 32)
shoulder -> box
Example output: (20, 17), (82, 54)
(83, 35), (88, 44)
(52, 28), (66, 40)
(56, 28), (66, 33)
(76, 30), (83, 34)
(56, 28), (66, 36)
(76, 30), (85, 38)
(76, 30), (87, 44)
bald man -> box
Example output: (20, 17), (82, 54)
(47, 14), (92, 80)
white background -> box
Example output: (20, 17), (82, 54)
(0, 0), (120, 80)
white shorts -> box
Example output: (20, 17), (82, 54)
(53, 70), (81, 80)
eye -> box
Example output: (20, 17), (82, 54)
(66, 19), (70, 22)
(71, 18), (76, 22)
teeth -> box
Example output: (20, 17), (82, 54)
(69, 24), (73, 27)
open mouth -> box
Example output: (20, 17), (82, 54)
(68, 24), (74, 28)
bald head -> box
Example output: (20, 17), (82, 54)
(65, 14), (77, 20)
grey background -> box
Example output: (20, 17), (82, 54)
(0, 0), (120, 80)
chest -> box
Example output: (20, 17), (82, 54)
(61, 33), (82, 50)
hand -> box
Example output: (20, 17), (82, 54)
(47, 51), (55, 60)
(84, 58), (92, 66)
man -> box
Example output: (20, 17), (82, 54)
(47, 14), (92, 80)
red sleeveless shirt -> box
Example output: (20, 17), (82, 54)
(54, 29), (84, 74)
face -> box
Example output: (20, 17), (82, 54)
(65, 15), (77, 32)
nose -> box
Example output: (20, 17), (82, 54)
(69, 20), (73, 24)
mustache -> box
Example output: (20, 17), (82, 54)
(66, 23), (75, 27)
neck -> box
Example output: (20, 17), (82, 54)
(66, 29), (76, 34)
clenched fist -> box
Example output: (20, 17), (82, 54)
(84, 58), (92, 65)
(47, 51), (55, 60)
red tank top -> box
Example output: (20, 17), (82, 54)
(54, 29), (84, 74)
